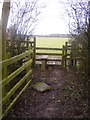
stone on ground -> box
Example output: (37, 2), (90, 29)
(32, 82), (51, 92)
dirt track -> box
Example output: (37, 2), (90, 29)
(4, 67), (88, 119)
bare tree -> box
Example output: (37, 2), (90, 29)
(63, 0), (88, 34)
(7, 0), (45, 35)
(5, 0), (45, 57)
(59, 0), (89, 52)
(59, 0), (90, 94)
(59, 1), (90, 103)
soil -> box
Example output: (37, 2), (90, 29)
(3, 67), (88, 119)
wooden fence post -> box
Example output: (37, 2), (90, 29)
(34, 37), (36, 65)
(65, 42), (67, 69)
(2, 60), (9, 115)
(62, 45), (64, 67)
(2, 2), (11, 115)
(2, 1), (10, 60)
(26, 37), (31, 82)
(26, 46), (31, 82)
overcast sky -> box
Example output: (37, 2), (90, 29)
(0, 0), (69, 35)
(0, 1), (3, 20)
(34, 0), (69, 35)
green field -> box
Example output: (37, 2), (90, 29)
(36, 37), (69, 54)
(36, 37), (68, 47)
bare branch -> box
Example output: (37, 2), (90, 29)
(8, 0), (45, 35)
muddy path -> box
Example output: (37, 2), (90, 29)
(4, 67), (88, 119)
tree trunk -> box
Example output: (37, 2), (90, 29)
(2, 1), (11, 60)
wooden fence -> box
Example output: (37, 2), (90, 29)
(62, 42), (88, 78)
(6, 35), (35, 57)
(70, 45), (88, 81)
(0, 36), (88, 119)
(6, 35), (87, 73)
(36, 40), (88, 79)
(36, 42), (71, 68)
(36, 47), (62, 56)
(61, 42), (71, 68)
(0, 43), (34, 119)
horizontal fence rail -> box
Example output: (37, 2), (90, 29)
(1, 48), (34, 119)
(4, 79), (31, 117)
(2, 59), (32, 86)
(36, 47), (63, 56)
(1, 49), (33, 68)
(36, 53), (62, 56)
(36, 47), (62, 50)
(2, 69), (32, 105)
(36, 42), (72, 68)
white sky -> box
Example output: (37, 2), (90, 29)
(0, 1), (3, 20)
(0, 0), (69, 35)
(34, 0), (69, 35)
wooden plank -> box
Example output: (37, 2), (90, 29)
(3, 80), (31, 118)
(47, 61), (61, 66)
(36, 58), (62, 61)
(2, 59), (32, 86)
(41, 55), (48, 70)
(36, 47), (62, 50)
(41, 60), (46, 70)
(46, 58), (62, 61)
(1, 49), (33, 68)
(36, 55), (62, 59)
(36, 59), (62, 62)
(36, 53), (62, 56)
(2, 70), (32, 105)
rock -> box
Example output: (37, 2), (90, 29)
(32, 82), (51, 92)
